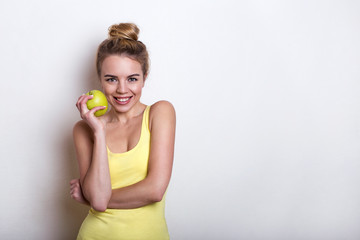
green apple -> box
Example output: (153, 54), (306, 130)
(86, 90), (108, 117)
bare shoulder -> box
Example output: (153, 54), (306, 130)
(73, 120), (93, 142)
(150, 100), (176, 119)
(149, 101), (176, 129)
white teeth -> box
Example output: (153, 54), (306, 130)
(116, 97), (130, 102)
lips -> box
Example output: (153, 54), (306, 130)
(114, 96), (133, 105)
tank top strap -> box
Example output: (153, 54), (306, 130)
(142, 105), (151, 132)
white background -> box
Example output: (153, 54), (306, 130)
(1, 0), (360, 239)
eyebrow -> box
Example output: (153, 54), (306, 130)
(104, 74), (117, 78)
(128, 74), (141, 77)
(104, 73), (141, 78)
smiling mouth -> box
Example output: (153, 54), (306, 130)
(114, 96), (133, 104)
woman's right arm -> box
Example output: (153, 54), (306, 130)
(72, 95), (112, 212)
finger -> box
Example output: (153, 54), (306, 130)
(76, 94), (92, 112)
(73, 193), (81, 200)
(71, 190), (79, 197)
(69, 179), (78, 185)
(76, 94), (87, 109)
(77, 95), (89, 110)
(70, 181), (80, 189)
(80, 94), (93, 104)
(79, 95), (95, 116)
(88, 105), (107, 116)
(70, 183), (79, 190)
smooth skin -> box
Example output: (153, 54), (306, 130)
(70, 55), (176, 211)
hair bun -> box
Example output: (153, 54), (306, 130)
(108, 23), (139, 41)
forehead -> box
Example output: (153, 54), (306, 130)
(101, 55), (142, 76)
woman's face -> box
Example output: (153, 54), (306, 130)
(100, 55), (145, 114)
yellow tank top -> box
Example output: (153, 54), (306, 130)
(77, 105), (169, 240)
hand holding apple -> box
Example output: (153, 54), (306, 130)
(86, 90), (108, 117)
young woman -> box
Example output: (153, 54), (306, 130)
(69, 23), (176, 240)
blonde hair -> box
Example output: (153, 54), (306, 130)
(96, 23), (149, 78)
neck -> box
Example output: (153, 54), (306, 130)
(107, 102), (146, 124)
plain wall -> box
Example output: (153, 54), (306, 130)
(1, 0), (360, 239)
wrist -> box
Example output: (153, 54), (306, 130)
(93, 129), (106, 139)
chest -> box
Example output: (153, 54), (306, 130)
(105, 116), (143, 153)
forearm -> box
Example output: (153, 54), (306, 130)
(82, 131), (112, 211)
(107, 178), (166, 209)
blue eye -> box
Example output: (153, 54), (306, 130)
(106, 78), (117, 82)
(128, 77), (138, 82)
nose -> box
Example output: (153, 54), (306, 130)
(116, 80), (127, 94)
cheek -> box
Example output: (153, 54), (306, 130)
(136, 86), (143, 95)
(132, 84), (144, 94)
(102, 88), (111, 96)
(102, 83), (115, 92)
(102, 86), (116, 100)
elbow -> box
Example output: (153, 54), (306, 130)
(83, 188), (111, 212)
(90, 199), (109, 212)
(92, 203), (107, 212)
(150, 189), (166, 203)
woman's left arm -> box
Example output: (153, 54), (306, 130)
(107, 101), (176, 209)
